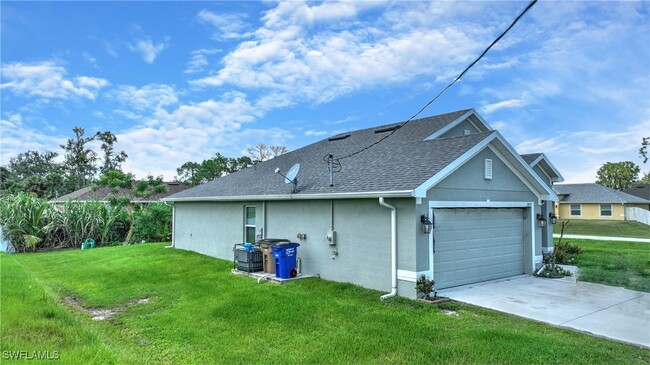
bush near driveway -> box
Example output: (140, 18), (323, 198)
(2, 244), (648, 364)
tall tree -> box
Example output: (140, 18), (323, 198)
(595, 161), (640, 190)
(175, 154), (254, 186)
(96, 131), (128, 175)
(247, 143), (287, 162)
(61, 127), (98, 190)
(3, 151), (67, 198)
(176, 162), (202, 186)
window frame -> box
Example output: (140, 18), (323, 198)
(570, 204), (581, 217)
(244, 205), (256, 243)
(600, 203), (612, 217)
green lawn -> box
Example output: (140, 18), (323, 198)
(554, 219), (650, 239)
(2, 244), (649, 364)
(559, 238), (650, 292)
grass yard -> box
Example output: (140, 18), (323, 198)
(2, 244), (649, 364)
(554, 219), (650, 239)
(559, 238), (650, 292)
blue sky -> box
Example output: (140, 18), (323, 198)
(1, 1), (649, 183)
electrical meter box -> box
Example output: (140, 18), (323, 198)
(326, 230), (336, 246)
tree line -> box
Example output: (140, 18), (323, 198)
(1, 123), (287, 199)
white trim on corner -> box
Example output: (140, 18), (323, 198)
(397, 270), (430, 283)
(397, 270), (416, 282)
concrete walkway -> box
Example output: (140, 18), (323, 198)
(552, 234), (650, 243)
(439, 275), (650, 348)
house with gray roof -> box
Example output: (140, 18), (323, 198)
(554, 183), (650, 221)
(165, 109), (562, 299)
(622, 184), (650, 210)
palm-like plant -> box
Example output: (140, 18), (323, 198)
(0, 193), (54, 251)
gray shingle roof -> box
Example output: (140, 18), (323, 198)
(168, 109), (499, 200)
(555, 183), (650, 204)
(521, 153), (542, 165)
(51, 182), (190, 203)
(621, 184), (650, 200)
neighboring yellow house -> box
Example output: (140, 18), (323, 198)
(554, 183), (650, 221)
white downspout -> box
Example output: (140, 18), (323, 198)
(165, 202), (175, 249)
(379, 197), (397, 300)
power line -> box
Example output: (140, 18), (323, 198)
(329, 0), (538, 165)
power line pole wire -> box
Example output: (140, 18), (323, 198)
(328, 0), (538, 166)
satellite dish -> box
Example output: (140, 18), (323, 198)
(284, 163), (300, 184)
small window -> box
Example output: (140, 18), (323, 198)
(570, 204), (581, 216)
(244, 206), (256, 243)
(464, 129), (471, 135)
(600, 204), (612, 217)
(484, 159), (492, 180)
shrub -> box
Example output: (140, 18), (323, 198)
(554, 240), (582, 265)
(0, 193), (54, 251)
(131, 202), (172, 243)
(415, 274), (435, 299)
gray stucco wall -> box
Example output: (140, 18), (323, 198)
(531, 165), (555, 252)
(173, 197), (419, 298)
(440, 120), (480, 138)
(415, 147), (543, 275)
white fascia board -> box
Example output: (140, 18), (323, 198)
(491, 133), (558, 202)
(531, 153), (564, 183)
(467, 109), (493, 131)
(163, 190), (414, 202)
(424, 110), (475, 141)
(413, 132), (557, 203)
(413, 133), (497, 197)
(429, 201), (533, 208)
(424, 109), (493, 141)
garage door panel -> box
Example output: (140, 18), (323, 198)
(434, 208), (524, 289)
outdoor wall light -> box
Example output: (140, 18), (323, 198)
(420, 214), (433, 234)
(548, 213), (558, 225)
(536, 213), (547, 228)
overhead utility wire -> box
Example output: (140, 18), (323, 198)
(330, 0), (538, 163)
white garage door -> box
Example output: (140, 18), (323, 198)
(433, 208), (524, 289)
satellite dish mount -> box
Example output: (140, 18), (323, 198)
(275, 163), (300, 194)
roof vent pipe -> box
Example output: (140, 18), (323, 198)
(328, 154), (334, 187)
(379, 197), (397, 300)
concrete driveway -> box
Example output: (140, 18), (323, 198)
(438, 274), (650, 348)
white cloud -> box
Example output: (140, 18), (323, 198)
(191, 2), (487, 107)
(109, 84), (178, 111)
(0, 61), (108, 100)
(305, 129), (327, 137)
(480, 92), (531, 114)
(129, 37), (168, 64)
(185, 48), (221, 74)
(115, 92), (295, 179)
(0, 116), (66, 165)
(196, 9), (253, 40)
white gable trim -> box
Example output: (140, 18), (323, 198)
(424, 109), (492, 141)
(412, 132), (557, 203)
(529, 153), (564, 183)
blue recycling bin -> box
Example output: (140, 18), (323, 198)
(272, 243), (300, 279)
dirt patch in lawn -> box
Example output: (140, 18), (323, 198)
(63, 296), (150, 321)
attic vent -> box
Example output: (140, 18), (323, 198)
(328, 134), (350, 141)
(484, 159), (493, 180)
(464, 130), (471, 135)
(374, 125), (401, 134)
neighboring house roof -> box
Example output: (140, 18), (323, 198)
(554, 183), (650, 204)
(50, 182), (190, 203)
(621, 184), (650, 201)
(520, 152), (564, 183)
(166, 109), (556, 202)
